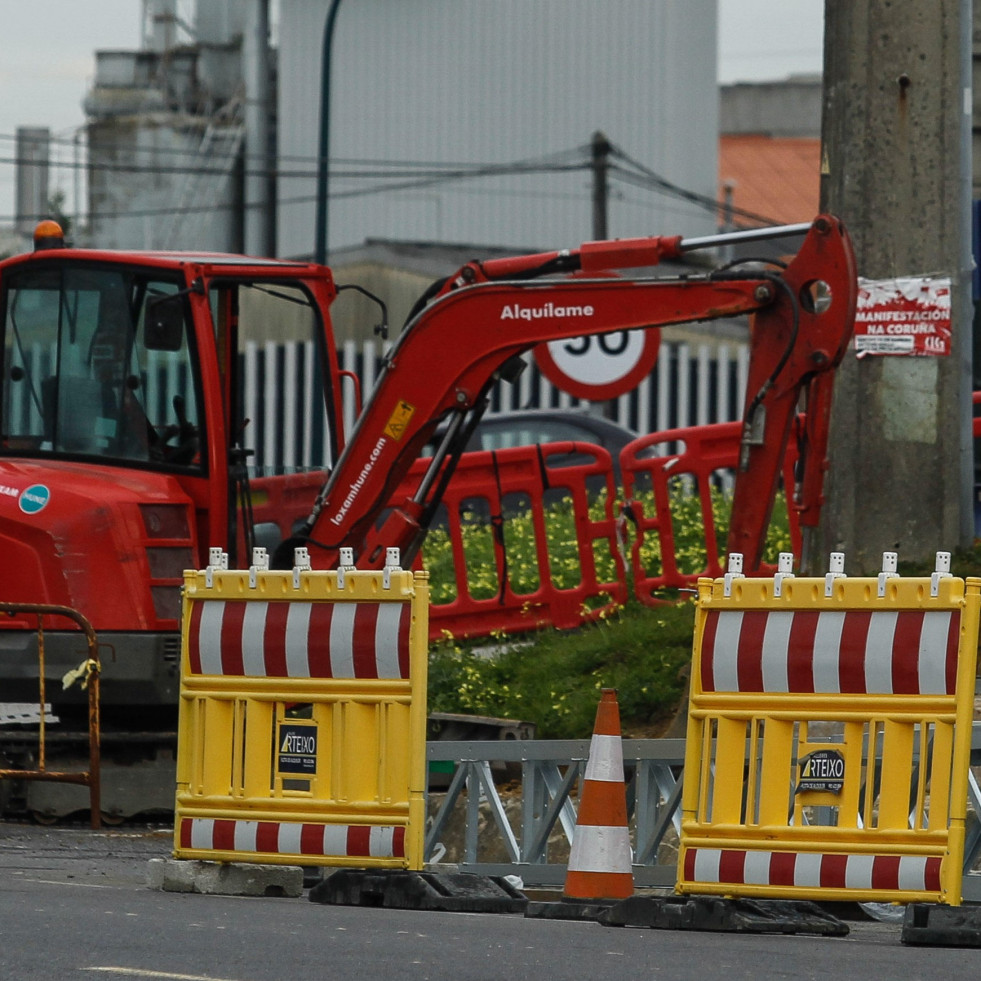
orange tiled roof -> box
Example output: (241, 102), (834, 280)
(719, 135), (820, 226)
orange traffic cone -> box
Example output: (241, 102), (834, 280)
(564, 688), (634, 900)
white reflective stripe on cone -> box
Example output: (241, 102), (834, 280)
(583, 734), (625, 782)
(568, 824), (632, 874)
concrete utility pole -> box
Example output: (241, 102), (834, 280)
(817, 0), (974, 572)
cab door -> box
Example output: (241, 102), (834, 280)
(205, 274), (343, 566)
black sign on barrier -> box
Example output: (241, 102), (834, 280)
(797, 749), (845, 795)
(278, 722), (318, 775)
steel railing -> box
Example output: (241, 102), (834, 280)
(0, 603), (101, 829)
(426, 738), (686, 888)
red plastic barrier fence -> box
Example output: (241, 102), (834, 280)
(619, 421), (802, 604)
(401, 441), (627, 639)
(248, 421), (813, 633)
(248, 443), (626, 640)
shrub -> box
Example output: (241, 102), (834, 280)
(428, 600), (695, 739)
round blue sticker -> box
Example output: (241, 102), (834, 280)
(19, 484), (51, 515)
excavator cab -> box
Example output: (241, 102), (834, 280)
(0, 235), (346, 574)
(2, 262), (203, 467)
(0, 233), (344, 723)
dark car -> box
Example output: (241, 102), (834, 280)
(424, 408), (638, 476)
(459, 409), (636, 456)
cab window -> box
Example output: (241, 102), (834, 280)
(1, 264), (202, 469)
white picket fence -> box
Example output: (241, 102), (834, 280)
(337, 338), (751, 451)
(236, 337), (751, 474)
(13, 338), (750, 475)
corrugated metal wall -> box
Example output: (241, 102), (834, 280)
(277, 0), (719, 259)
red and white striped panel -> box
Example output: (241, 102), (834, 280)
(178, 817), (406, 859)
(683, 847), (942, 894)
(187, 600), (412, 679)
(700, 608), (959, 695)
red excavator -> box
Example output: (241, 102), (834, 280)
(0, 215), (856, 818)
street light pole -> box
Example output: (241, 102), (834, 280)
(314, 0), (344, 265)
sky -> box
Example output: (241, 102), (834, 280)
(0, 0), (825, 226)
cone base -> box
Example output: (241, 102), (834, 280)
(564, 869), (634, 901)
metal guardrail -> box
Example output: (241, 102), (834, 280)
(426, 733), (981, 896)
(426, 738), (686, 888)
(0, 603), (101, 829)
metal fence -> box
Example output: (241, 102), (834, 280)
(0, 604), (101, 829)
(425, 737), (685, 889)
(242, 335), (751, 474)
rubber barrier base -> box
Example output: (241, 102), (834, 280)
(307, 869), (527, 913)
(599, 895), (849, 936)
(902, 903), (981, 946)
(524, 898), (618, 921)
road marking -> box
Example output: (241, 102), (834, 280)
(84, 969), (249, 981)
(28, 878), (113, 889)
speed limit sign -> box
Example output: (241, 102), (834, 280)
(534, 330), (661, 400)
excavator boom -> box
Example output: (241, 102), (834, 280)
(289, 215), (856, 572)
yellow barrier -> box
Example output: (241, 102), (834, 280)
(677, 553), (980, 906)
(174, 548), (429, 870)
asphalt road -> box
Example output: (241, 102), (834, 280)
(0, 822), (973, 981)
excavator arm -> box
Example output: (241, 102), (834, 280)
(724, 217), (857, 570)
(283, 215), (856, 572)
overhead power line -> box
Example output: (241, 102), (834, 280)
(608, 142), (782, 228)
(0, 183), (599, 225)
(0, 134), (771, 231)
(0, 128), (589, 171)
(0, 131), (590, 180)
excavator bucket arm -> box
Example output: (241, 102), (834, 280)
(283, 215), (856, 573)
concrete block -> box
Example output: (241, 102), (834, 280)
(147, 858), (303, 897)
